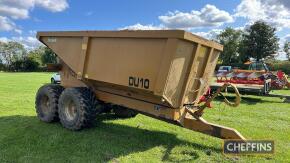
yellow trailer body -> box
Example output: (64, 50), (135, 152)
(36, 30), (244, 140)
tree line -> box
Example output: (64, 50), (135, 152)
(0, 42), (57, 71)
(0, 21), (289, 72)
(216, 21), (290, 64)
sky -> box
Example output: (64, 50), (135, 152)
(0, 0), (290, 59)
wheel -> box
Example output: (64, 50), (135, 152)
(35, 84), (64, 122)
(101, 103), (113, 113)
(112, 105), (138, 118)
(58, 87), (102, 130)
(51, 78), (56, 84)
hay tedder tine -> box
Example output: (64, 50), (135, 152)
(182, 115), (245, 140)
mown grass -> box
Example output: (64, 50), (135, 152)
(0, 72), (289, 162)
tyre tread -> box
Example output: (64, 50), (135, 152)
(35, 84), (64, 122)
(59, 87), (100, 130)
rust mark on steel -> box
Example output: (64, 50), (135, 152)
(37, 30), (245, 140)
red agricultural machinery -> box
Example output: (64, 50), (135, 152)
(211, 61), (290, 102)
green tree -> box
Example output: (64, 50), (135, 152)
(237, 40), (249, 63)
(0, 41), (27, 69)
(28, 46), (45, 65)
(41, 47), (57, 65)
(284, 41), (290, 61)
(216, 27), (243, 64)
(241, 21), (279, 61)
(11, 57), (39, 72)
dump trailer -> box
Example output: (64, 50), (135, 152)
(36, 30), (244, 140)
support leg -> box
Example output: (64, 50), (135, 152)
(181, 113), (245, 140)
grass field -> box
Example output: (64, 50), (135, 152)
(0, 72), (289, 162)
